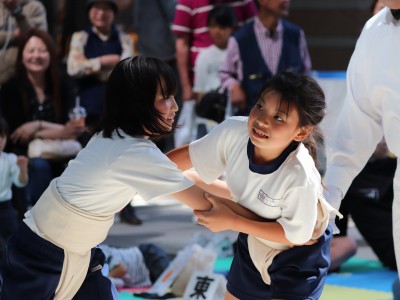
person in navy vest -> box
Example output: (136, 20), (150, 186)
(67, 0), (134, 130)
(219, 0), (311, 116)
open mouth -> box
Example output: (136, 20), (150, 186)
(165, 116), (175, 125)
(253, 128), (269, 139)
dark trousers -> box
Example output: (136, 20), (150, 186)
(1, 223), (116, 300)
(335, 157), (396, 270)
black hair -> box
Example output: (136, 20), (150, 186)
(0, 116), (9, 137)
(96, 56), (177, 139)
(257, 70), (326, 163)
(207, 4), (237, 28)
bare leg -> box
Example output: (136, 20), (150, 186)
(329, 236), (357, 272)
(225, 290), (238, 300)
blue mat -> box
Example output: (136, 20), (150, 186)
(118, 257), (397, 299)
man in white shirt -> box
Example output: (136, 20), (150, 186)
(323, 1), (400, 295)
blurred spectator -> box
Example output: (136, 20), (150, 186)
(100, 243), (171, 289)
(193, 4), (236, 102)
(0, 28), (83, 207)
(133, 0), (178, 152)
(172, 0), (256, 147)
(219, 0), (311, 115)
(0, 0), (48, 85)
(172, 0), (257, 103)
(192, 4), (236, 138)
(66, 0), (139, 225)
(0, 116), (28, 244)
(133, 0), (176, 65)
(67, 0), (133, 130)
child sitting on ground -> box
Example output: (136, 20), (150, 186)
(0, 116), (28, 244)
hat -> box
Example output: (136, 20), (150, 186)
(87, 0), (118, 14)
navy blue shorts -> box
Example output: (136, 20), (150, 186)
(1, 222), (116, 300)
(227, 226), (332, 300)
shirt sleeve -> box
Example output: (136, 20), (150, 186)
(111, 147), (194, 201)
(67, 31), (101, 77)
(324, 28), (383, 196)
(172, 0), (192, 36)
(9, 154), (26, 188)
(277, 183), (319, 245)
(219, 37), (242, 92)
(189, 119), (235, 183)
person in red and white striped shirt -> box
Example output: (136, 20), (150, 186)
(172, 0), (257, 102)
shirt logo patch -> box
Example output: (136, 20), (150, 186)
(258, 190), (281, 207)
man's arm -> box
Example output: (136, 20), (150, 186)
(176, 34), (193, 101)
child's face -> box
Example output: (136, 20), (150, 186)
(208, 24), (234, 49)
(0, 135), (7, 152)
(153, 84), (179, 132)
(247, 90), (308, 163)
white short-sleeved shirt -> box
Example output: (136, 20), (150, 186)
(189, 117), (322, 244)
(193, 45), (227, 93)
(57, 130), (193, 215)
(0, 152), (26, 202)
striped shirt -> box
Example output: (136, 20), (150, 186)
(220, 16), (312, 91)
(100, 244), (152, 288)
(172, 0), (257, 75)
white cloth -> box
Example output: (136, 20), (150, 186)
(193, 45), (227, 93)
(0, 152), (26, 202)
(189, 117), (324, 245)
(27, 179), (114, 299)
(57, 130), (193, 215)
(324, 7), (400, 271)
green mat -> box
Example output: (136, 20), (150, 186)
(118, 256), (396, 299)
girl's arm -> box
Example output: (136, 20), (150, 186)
(171, 185), (213, 211)
(184, 170), (232, 200)
(166, 144), (193, 171)
(195, 194), (295, 245)
(168, 146), (234, 200)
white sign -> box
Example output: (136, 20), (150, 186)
(182, 271), (227, 300)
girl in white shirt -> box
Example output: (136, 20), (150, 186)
(168, 70), (339, 300)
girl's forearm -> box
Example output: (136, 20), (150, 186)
(171, 185), (213, 211)
(167, 144), (193, 171)
(184, 171), (232, 200)
(231, 216), (293, 245)
(220, 199), (265, 221)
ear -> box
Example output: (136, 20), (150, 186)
(293, 126), (313, 142)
